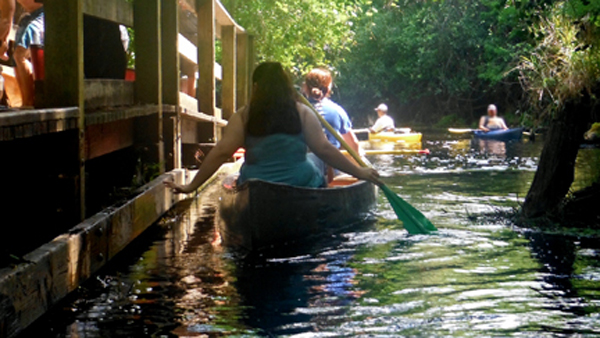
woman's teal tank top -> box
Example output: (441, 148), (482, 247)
(238, 133), (324, 188)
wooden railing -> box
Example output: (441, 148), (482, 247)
(1, 0), (254, 219)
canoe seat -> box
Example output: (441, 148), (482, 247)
(328, 175), (358, 187)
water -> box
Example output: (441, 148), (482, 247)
(26, 132), (600, 337)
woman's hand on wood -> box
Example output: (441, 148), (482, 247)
(163, 180), (189, 194)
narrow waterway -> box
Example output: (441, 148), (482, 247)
(26, 132), (600, 337)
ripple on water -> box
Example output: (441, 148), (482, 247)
(24, 133), (600, 338)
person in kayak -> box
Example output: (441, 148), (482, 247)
(369, 103), (395, 133)
(164, 62), (380, 193)
(303, 67), (360, 154)
(479, 104), (508, 132)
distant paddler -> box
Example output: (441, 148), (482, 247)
(479, 104), (508, 132)
(369, 103), (395, 134)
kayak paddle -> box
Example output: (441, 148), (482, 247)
(448, 128), (476, 134)
(299, 96), (437, 235)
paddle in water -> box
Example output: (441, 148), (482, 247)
(299, 95), (437, 235)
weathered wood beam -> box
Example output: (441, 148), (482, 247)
(84, 80), (134, 109)
(247, 35), (255, 100)
(236, 32), (248, 110)
(196, 0), (218, 142)
(221, 25), (236, 120)
(0, 108), (79, 127)
(178, 33), (222, 80)
(85, 105), (160, 126)
(82, 0), (133, 27)
(179, 92), (227, 126)
(134, 0), (164, 173)
(43, 0), (85, 220)
(85, 119), (134, 160)
(0, 170), (189, 338)
(162, 0), (181, 170)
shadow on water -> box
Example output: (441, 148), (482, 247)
(23, 131), (600, 337)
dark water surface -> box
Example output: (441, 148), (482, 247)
(26, 132), (600, 337)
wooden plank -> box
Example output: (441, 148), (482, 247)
(180, 0), (244, 39)
(0, 108), (79, 127)
(236, 32), (248, 110)
(43, 0), (85, 220)
(134, 0), (164, 173)
(179, 92), (227, 126)
(178, 34), (222, 80)
(83, 0), (133, 27)
(162, 0), (181, 170)
(0, 170), (189, 338)
(214, 0), (245, 34)
(247, 35), (255, 100)
(221, 25), (236, 120)
(42, 0), (84, 109)
(84, 105), (160, 126)
(84, 80), (134, 109)
(181, 118), (198, 144)
(85, 119), (134, 160)
(196, 0), (217, 142)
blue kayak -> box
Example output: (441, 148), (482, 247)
(474, 127), (524, 141)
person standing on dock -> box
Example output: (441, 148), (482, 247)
(369, 103), (395, 134)
(13, 0), (43, 107)
(0, 0), (15, 62)
(164, 62), (380, 193)
(479, 104), (508, 132)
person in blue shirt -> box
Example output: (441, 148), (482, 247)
(303, 67), (360, 153)
(13, 0), (43, 107)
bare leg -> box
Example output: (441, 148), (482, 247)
(14, 46), (34, 107)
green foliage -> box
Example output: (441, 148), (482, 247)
(126, 27), (135, 69)
(434, 114), (466, 128)
(336, 0), (551, 124)
(218, 0), (597, 126)
(220, 0), (356, 77)
(517, 1), (600, 120)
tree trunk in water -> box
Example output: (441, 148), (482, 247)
(522, 100), (591, 219)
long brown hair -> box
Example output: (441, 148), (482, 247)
(304, 68), (333, 101)
(246, 62), (302, 137)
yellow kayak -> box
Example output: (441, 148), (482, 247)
(369, 132), (422, 143)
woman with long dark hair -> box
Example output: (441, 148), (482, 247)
(165, 62), (379, 193)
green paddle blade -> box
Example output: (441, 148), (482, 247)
(381, 184), (438, 234)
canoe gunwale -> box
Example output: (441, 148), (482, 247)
(218, 177), (378, 251)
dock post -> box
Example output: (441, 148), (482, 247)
(236, 32), (248, 110)
(43, 0), (85, 221)
(222, 25), (236, 120)
(196, 0), (217, 142)
(161, 0), (181, 170)
(134, 0), (164, 173)
(247, 35), (255, 101)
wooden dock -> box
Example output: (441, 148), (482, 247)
(0, 0), (252, 336)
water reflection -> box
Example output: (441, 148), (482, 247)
(473, 138), (506, 156)
(24, 132), (600, 337)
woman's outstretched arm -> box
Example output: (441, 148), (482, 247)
(164, 112), (245, 193)
(298, 103), (381, 185)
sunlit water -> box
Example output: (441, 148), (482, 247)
(26, 132), (600, 337)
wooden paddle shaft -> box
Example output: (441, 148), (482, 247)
(299, 96), (369, 168)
